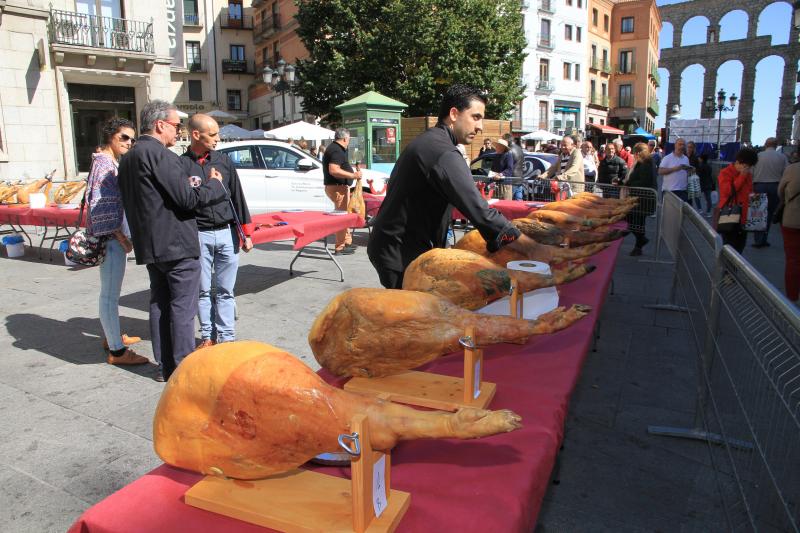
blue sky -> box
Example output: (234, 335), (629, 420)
(655, 0), (795, 145)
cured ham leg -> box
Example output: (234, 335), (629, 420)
(512, 218), (627, 247)
(15, 177), (52, 204)
(454, 228), (610, 266)
(402, 248), (595, 310)
(309, 288), (591, 377)
(536, 199), (634, 219)
(154, 341), (522, 480)
(526, 209), (626, 228)
(347, 177), (366, 219)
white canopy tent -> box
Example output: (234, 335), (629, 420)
(218, 124), (275, 141)
(521, 130), (555, 141)
(266, 121), (335, 143)
(206, 109), (238, 122)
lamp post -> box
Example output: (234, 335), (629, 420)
(704, 88), (737, 160)
(665, 103), (680, 147)
(261, 58), (296, 127)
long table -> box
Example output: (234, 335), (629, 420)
(362, 195), (537, 223)
(0, 204), (83, 256)
(249, 211), (364, 282)
(67, 238), (621, 533)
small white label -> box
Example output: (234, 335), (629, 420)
(373, 455), (388, 518)
(473, 360), (481, 399)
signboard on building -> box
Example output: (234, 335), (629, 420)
(176, 101), (214, 113)
(166, 0), (184, 67)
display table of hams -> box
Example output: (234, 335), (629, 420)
(67, 195), (634, 532)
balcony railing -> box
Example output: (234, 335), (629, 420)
(538, 0), (555, 13)
(650, 64), (661, 86)
(602, 59), (611, 74)
(221, 59), (254, 74)
(648, 99), (659, 116)
(617, 97), (634, 108)
(221, 14), (253, 30)
(590, 56), (599, 70)
(187, 59), (206, 72)
(184, 13), (201, 26)
(535, 77), (555, 92)
(537, 33), (554, 49)
(254, 13), (281, 38)
(615, 62), (637, 75)
(251, 0), (265, 6)
(49, 8), (154, 54)
(590, 93), (609, 107)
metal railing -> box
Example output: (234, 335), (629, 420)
(184, 13), (201, 26)
(650, 64), (661, 86)
(187, 59), (206, 72)
(49, 8), (154, 54)
(535, 77), (554, 92)
(537, 33), (554, 49)
(221, 59), (253, 74)
(615, 62), (637, 75)
(220, 14), (253, 29)
(254, 13), (281, 37)
(644, 191), (800, 531)
(590, 93), (609, 107)
(539, 0), (555, 13)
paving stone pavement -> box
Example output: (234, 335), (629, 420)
(0, 221), (788, 533)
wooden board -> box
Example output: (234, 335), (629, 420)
(345, 371), (496, 411)
(185, 469), (410, 533)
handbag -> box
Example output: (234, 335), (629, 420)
(716, 182), (742, 234)
(65, 175), (108, 267)
(687, 174), (701, 200)
(773, 189), (800, 225)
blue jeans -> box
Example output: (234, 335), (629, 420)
(753, 182), (779, 245)
(198, 228), (239, 342)
(512, 184), (524, 201)
(98, 238), (127, 351)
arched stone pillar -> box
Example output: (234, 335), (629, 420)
(776, 58), (798, 143)
(700, 67), (718, 119)
(746, 15), (758, 40)
(737, 62), (756, 144)
(665, 68), (681, 122)
(672, 23), (683, 49)
(707, 23), (720, 44)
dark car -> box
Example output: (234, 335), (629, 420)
(469, 151), (557, 179)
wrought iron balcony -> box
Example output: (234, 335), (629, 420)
(184, 13), (201, 26)
(49, 8), (154, 54)
(254, 13), (281, 38)
(648, 99), (659, 116)
(650, 64), (661, 86)
(615, 62), (637, 75)
(221, 59), (253, 74)
(221, 14), (253, 30)
(590, 93), (609, 108)
(616, 97), (634, 108)
(590, 57), (599, 70)
(535, 77), (555, 92)
(602, 60), (611, 74)
(187, 59), (206, 72)
(538, 0), (555, 13)
(537, 33), (554, 49)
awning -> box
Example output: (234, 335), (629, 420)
(586, 123), (625, 135)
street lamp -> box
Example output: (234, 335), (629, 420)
(665, 103), (680, 146)
(704, 89), (737, 160)
(261, 58), (296, 126)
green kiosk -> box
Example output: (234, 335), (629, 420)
(336, 91), (407, 175)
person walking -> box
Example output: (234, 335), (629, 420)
(86, 117), (147, 366)
(491, 138), (514, 200)
(119, 100), (226, 381)
(623, 143), (657, 256)
(696, 153), (715, 216)
(180, 114), (253, 349)
(597, 142), (627, 198)
(778, 162), (800, 304)
(504, 133), (525, 200)
(323, 128), (362, 255)
(659, 137), (691, 202)
(752, 137), (788, 248)
(686, 141), (703, 211)
(714, 148), (758, 254)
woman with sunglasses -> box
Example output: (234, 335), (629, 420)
(87, 117), (148, 365)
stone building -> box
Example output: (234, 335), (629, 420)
(587, 0), (613, 128)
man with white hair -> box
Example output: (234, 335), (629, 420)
(752, 137), (788, 248)
(543, 135), (584, 183)
(613, 138), (634, 168)
(323, 128), (362, 255)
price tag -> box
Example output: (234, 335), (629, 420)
(473, 359), (481, 399)
(372, 454), (388, 518)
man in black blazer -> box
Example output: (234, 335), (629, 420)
(119, 100), (226, 381)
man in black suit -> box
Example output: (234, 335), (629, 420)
(119, 100), (226, 381)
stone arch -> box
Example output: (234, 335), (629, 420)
(714, 60), (744, 120)
(660, 22), (674, 51)
(681, 16), (711, 46)
(718, 10), (748, 41)
(655, 68), (671, 130)
(679, 64), (706, 120)
(752, 55), (786, 144)
(757, 2), (793, 45)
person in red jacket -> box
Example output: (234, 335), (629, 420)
(715, 148), (759, 253)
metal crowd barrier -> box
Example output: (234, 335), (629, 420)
(645, 192), (800, 531)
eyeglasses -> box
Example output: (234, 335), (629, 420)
(119, 134), (136, 144)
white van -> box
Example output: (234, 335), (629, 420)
(217, 140), (389, 213)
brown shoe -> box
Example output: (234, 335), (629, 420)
(103, 334), (142, 351)
(196, 339), (215, 349)
(107, 348), (149, 365)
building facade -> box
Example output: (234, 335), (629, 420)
(247, 0), (307, 130)
(587, 0), (613, 127)
(171, 0), (256, 127)
(608, 0), (661, 133)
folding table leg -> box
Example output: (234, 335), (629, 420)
(288, 236), (345, 282)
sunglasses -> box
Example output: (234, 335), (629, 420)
(161, 120), (182, 130)
(119, 134), (136, 144)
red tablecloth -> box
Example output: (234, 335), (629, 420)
(67, 240), (621, 533)
(240, 211), (364, 250)
(0, 204), (83, 227)
(361, 195), (536, 223)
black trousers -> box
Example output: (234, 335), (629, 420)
(721, 228), (747, 254)
(147, 257), (201, 379)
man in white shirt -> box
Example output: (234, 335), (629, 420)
(752, 137), (788, 248)
(658, 137), (691, 202)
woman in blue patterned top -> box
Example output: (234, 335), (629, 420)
(87, 117), (148, 366)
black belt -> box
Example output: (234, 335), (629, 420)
(198, 223), (230, 232)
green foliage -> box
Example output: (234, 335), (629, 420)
(294, 0), (526, 124)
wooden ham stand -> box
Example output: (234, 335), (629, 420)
(344, 277), (524, 411)
(185, 414), (410, 532)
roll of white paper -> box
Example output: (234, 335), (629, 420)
(29, 192), (46, 209)
(506, 260), (551, 276)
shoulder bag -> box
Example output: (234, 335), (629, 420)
(717, 181), (742, 234)
(65, 172), (108, 267)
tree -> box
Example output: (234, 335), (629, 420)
(294, 0), (526, 124)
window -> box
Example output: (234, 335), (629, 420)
(576, 27), (582, 42)
(590, 80), (596, 97)
(187, 80), (202, 101)
(563, 62), (571, 80)
(578, 0), (582, 7)
(371, 127), (398, 164)
(589, 117), (594, 123)
(220, 147), (258, 169)
(230, 44), (245, 61)
(566, 0), (572, 5)
(228, 0), (242, 19)
(227, 89), (242, 111)
(621, 17), (634, 33)
(538, 101), (549, 130)
(619, 50), (633, 73)
(186, 41), (200, 70)
(600, 118), (605, 125)
(565, 25), (572, 40)
(539, 58), (549, 79)
(603, 14), (609, 32)
(272, 41), (280, 64)
(601, 82), (607, 97)
(575, 64), (580, 81)
(259, 146), (301, 170)
(592, 8), (598, 26)
(591, 44), (597, 65)
(184, 0), (198, 24)
(262, 47), (268, 65)
(619, 84), (632, 107)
